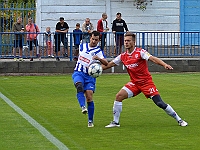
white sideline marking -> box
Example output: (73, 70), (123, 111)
(0, 92), (69, 150)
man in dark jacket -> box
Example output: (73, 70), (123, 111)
(112, 12), (129, 56)
(54, 17), (69, 61)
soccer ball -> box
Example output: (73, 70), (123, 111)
(88, 63), (103, 78)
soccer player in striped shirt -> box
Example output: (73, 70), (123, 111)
(72, 31), (108, 127)
(103, 32), (188, 127)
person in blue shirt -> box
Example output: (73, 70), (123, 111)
(72, 31), (108, 127)
(73, 23), (82, 61)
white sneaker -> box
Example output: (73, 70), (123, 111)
(178, 120), (188, 126)
(81, 106), (88, 114)
(105, 121), (120, 128)
(88, 122), (94, 127)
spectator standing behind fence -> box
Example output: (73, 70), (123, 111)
(97, 13), (109, 51)
(54, 17), (69, 61)
(112, 12), (129, 56)
(44, 27), (54, 58)
(73, 23), (82, 61)
(12, 17), (24, 61)
(25, 18), (40, 61)
(82, 18), (94, 43)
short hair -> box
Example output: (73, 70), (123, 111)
(60, 17), (64, 20)
(85, 18), (90, 22)
(124, 32), (136, 41)
(90, 30), (100, 37)
(102, 13), (107, 17)
(116, 12), (121, 16)
(76, 23), (80, 26)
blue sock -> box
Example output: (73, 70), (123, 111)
(76, 92), (85, 107)
(87, 101), (94, 122)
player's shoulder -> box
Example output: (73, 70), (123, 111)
(135, 47), (142, 51)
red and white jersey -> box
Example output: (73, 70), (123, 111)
(113, 47), (152, 84)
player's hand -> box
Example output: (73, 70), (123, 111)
(92, 55), (100, 60)
(164, 64), (173, 70)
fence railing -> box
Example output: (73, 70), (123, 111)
(0, 32), (200, 61)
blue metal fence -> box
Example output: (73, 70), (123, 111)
(0, 32), (200, 61)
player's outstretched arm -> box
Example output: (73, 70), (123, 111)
(149, 56), (173, 70)
(92, 55), (108, 66)
(102, 61), (116, 70)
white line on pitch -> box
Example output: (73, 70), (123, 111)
(0, 92), (69, 150)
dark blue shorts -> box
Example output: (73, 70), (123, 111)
(72, 71), (96, 92)
(27, 39), (38, 51)
(13, 39), (23, 48)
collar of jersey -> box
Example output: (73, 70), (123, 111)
(86, 43), (99, 52)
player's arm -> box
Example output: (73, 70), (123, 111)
(102, 61), (116, 70)
(149, 56), (173, 70)
(92, 55), (108, 66)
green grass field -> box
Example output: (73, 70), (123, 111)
(0, 73), (200, 150)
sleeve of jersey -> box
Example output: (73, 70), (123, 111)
(140, 49), (152, 60)
(112, 55), (121, 65)
(96, 49), (106, 59)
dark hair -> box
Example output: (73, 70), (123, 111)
(116, 12), (121, 16)
(59, 17), (64, 20)
(76, 23), (80, 26)
(124, 32), (136, 41)
(89, 31), (100, 37)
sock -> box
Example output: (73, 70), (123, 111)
(76, 92), (85, 108)
(87, 101), (94, 122)
(113, 101), (122, 123)
(164, 104), (181, 121)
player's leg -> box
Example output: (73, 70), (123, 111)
(151, 94), (188, 126)
(105, 82), (140, 128)
(142, 81), (188, 127)
(72, 71), (87, 113)
(84, 76), (96, 127)
(85, 90), (94, 127)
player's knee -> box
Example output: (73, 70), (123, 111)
(115, 93), (125, 102)
(75, 82), (84, 93)
(152, 95), (167, 109)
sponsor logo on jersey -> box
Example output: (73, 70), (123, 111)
(125, 63), (138, 68)
(79, 55), (90, 64)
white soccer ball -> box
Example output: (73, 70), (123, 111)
(88, 63), (103, 78)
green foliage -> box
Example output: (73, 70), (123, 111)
(0, 0), (36, 32)
(0, 73), (200, 150)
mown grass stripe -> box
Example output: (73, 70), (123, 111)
(0, 92), (69, 150)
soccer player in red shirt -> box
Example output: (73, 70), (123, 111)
(103, 32), (188, 127)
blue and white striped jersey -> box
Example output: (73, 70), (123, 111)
(74, 43), (106, 74)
